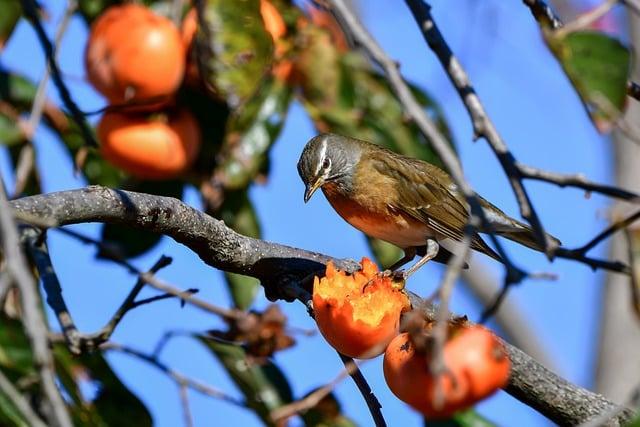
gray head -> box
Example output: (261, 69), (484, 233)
(297, 133), (362, 202)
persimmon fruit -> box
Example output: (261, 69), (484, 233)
(85, 4), (185, 105)
(312, 258), (409, 359)
(383, 326), (510, 419)
(97, 108), (201, 180)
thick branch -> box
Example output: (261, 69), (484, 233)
(408, 295), (635, 426)
(9, 187), (633, 424)
(10, 186), (358, 301)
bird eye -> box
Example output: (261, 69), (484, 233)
(322, 157), (331, 170)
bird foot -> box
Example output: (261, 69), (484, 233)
(379, 269), (407, 283)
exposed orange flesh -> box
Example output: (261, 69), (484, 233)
(313, 258), (410, 359)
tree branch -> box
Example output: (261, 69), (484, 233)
(8, 186), (635, 424)
(20, 0), (97, 147)
(0, 183), (72, 427)
(406, 294), (635, 426)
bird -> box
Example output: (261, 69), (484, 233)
(297, 133), (560, 276)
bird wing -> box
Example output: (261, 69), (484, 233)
(369, 152), (501, 261)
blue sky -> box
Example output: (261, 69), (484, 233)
(0, 0), (621, 425)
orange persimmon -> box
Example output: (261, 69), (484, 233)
(383, 326), (510, 419)
(313, 258), (409, 359)
(97, 108), (201, 180)
(85, 4), (185, 105)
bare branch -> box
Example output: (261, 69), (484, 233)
(20, 0), (97, 147)
(0, 181), (72, 427)
(406, 294), (635, 426)
(101, 341), (245, 407)
(337, 353), (387, 427)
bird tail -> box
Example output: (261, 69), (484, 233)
(498, 219), (561, 252)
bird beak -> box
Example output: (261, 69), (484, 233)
(304, 179), (323, 203)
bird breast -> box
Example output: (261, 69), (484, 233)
(321, 182), (434, 248)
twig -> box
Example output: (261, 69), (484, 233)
(20, 0), (97, 147)
(521, 0), (563, 29)
(0, 369), (48, 427)
(431, 236), (471, 407)
(270, 356), (361, 422)
(405, 0), (555, 257)
(0, 179), (72, 427)
(576, 209), (640, 254)
(24, 227), (83, 354)
(461, 260), (556, 369)
(14, 0), (77, 196)
(55, 227), (247, 321)
(337, 353), (387, 427)
(101, 341), (245, 407)
(556, 0), (618, 36)
(517, 163), (640, 201)
(179, 385), (194, 427)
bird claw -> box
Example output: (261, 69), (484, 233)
(380, 269), (407, 282)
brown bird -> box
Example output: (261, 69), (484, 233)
(297, 133), (560, 275)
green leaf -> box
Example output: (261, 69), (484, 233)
(424, 409), (497, 427)
(367, 237), (402, 270)
(0, 71), (39, 109)
(53, 346), (152, 427)
(301, 390), (357, 427)
(0, 393), (30, 427)
(0, 314), (151, 427)
(199, 0), (274, 107)
(0, 0), (21, 49)
(218, 191), (261, 310)
(214, 76), (293, 190)
(99, 180), (184, 259)
(199, 336), (293, 426)
(0, 113), (25, 146)
(546, 30), (630, 133)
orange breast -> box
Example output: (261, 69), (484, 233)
(321, 183), (433, 248)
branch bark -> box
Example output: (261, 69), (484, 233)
(8, 186), (635, 425)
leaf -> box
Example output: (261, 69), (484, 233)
(198, 0), (274, 107)
(0, 0), (21, 50)
(99, 180), (184, 259)
(296, 26), (452, 169)
(367, 237), (402, 270)
(53, 346), (153, 427)
(0, 314), (151, 427)
(424, 409), (497, 427)
(301, 390), (357, 427)
(217, 191), (261, 310)
(213, 76), (293, 191)
(0, 393), (30, 427)
(0, 112), (26, 146)
(546, 30), (630, 133)
(199, 336), (293, 426)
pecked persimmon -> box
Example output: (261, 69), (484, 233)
(97, 108), (201, 180)
(85, 4), (185, 105)
(312, 258), (410, 359)
(383, 326), (510, 419)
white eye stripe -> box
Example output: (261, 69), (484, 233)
(314, 137), (328, 176)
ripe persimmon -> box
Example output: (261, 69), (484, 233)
(383, 326), (510, 419)
(85, 4), (185, 105)
(312, 258), (410, 359)
(97, 108), (201, 180)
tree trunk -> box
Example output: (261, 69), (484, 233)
(594, 10), (640, 403)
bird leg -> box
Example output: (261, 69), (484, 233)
(402, 239), (440, 279)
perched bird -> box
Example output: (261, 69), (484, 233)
(297, 133), (560, 274)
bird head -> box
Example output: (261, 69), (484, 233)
(297, 133), (361, 203)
